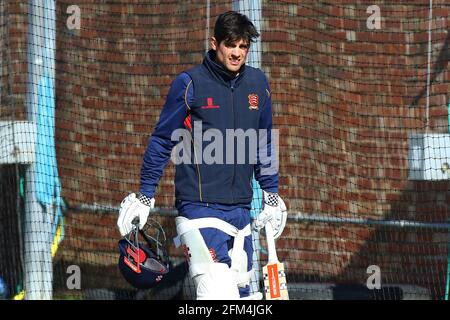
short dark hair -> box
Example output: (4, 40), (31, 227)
(214, 11), (260, 46)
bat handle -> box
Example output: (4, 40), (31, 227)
(265, 222), (279, 263)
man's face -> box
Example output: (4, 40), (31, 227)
(211, 37), (249, 74)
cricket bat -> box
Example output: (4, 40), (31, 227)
(263, 222), (289, 300)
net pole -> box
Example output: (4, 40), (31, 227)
(425, 0), (433, 131)
(24, 0), (56, 300)
(205, 0), (210, 53)
(232, 0), (263, 297)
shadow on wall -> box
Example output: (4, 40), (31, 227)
(335, 180), (450, 300)
(0, 165), (25, 299)
(410, 31), (450, 108)
(279, 181), (450, 300)
(285, 180), (450, 300)
(52, 259), (190, 300)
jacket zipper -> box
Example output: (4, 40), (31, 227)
(230, 84), (235, 203)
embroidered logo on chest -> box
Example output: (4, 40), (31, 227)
(248, 93), (259, 110)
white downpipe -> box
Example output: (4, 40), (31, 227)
(205, 0), (211, 52)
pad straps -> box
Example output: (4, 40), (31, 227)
(173, 217), (253, 286)
(174, 217), (251, 246)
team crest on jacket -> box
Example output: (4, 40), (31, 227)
(248, 93), (259, 110)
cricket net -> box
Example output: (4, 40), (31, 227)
(1, 0), (450, 300)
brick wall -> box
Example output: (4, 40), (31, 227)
(0, 1), (27, 119)
(264, 1), (450, 215)
(262, 1), (450, 298)
(56, 0), (230, 208)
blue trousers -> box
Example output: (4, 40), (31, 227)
(176, 200), (253, 297)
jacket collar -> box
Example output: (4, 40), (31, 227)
(203, 50), (246, 88)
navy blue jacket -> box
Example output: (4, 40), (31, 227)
(140, 50), (278, 206)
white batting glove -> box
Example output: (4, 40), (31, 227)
(252, 190), (287, 239)
(117, 193), (155, 237)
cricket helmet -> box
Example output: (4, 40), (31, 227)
(118, 218), (170, 289)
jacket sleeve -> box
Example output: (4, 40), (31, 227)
(139, 72), (193, 198)
(254, 74), (279, 194)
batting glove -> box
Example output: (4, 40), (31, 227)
(252, 190), (287, 239)
(117, 193), (155, 237)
